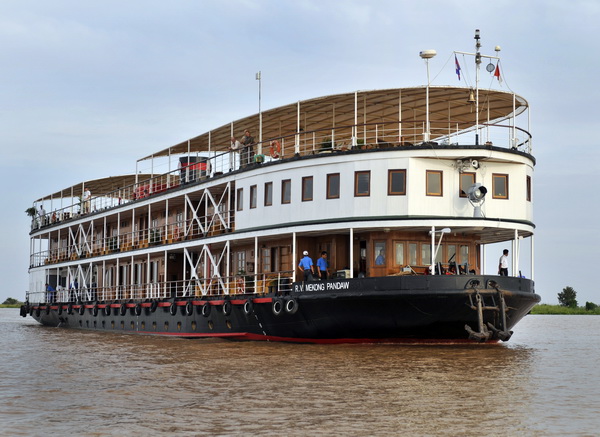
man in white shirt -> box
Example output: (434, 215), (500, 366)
(498, 249), (509, 276)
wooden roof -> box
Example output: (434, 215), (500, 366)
(141, 86), (528, 160)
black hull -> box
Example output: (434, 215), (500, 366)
(23, 276), (540, 343)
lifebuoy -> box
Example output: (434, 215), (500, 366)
(134, 304), (142, 316)
(243, 299), (253, 315)
(285, 298), (299, 315)
(46, 305), (51, 315)
(272, 298), (283, 316)
(119, 303), (127, 316)
(222, 301), (232, 316)
(185, 301), (193, 316)
(79, 305), (85, 316)
(150, 300), (158, 313)
(67, 304), (73, 315)
(104, 304), (112, 316)
(269, 140), (281, 159)
(92, 304), (99, 317)
(201, 303), (211, 317)
(169, 302), (178, 316)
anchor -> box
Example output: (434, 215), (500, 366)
(465, 292), (491, 342)
(487, 287), (513, 341)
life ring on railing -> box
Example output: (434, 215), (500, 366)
(243, 299), (253, 315)
(104, 304), (112, 316)
(134, 304), (142, 316)
(67, 304), (73, 315)
(269, 140), (281, 159)
(169, 302), (178, 316)
(119, 303), (127, 316)
(185, 301), (193, 316)
(79, 305), (86, 316)
(201, 303), (211, 317)
(92, 304), (99, 317)
(150, 300), (158, 313)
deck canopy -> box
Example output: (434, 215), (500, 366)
(141, 86), (528, 160)
(35, 174), (153, 202)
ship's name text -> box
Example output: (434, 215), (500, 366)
(294, 281), (350, 293)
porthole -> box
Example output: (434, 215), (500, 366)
(191, 321), (197, 331)
(130, 321), (135, 330)
(79, 320), (83, 327)
(177, 322), (182, 332)
(152, 321), (157, 331)
(208, 320), (214, 330)
(164, 321), (169, 331)
(141, 321), (146, 330)
(226, 320), (232, 330)
(93, 321), (97, 328)
(111, 321), (115, 329)
(86, 320), (89, 328)
(102, 320), (106, 328)
(120, 321), (125, 330)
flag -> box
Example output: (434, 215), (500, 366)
(494, 62), (502, 83)
(455, 55), (461, 80)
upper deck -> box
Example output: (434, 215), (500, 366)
(30, 86), (531, 229)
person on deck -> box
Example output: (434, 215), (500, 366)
(298, 251), (315, 282)
(498, 249), (509, 276)
(240, 129), (255, 167)
(375, 249), (385, 265)
(317, 251), (330, 280)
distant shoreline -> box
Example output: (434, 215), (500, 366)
(531, 304), (600, 315)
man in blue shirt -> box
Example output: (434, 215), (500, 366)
(297, 251), (314, 281)
(375, 250), (385, 265)
(317, 251), (330, 280)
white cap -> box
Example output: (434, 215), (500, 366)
(303, 251), (308, 255)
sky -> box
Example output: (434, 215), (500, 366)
(1, 0), (599, 305)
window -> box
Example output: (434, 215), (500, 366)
(408, 243), (417, 265)
(354, 171), (370, 197)
(262, 248), (271, 272)
(236, 188), (243, 211)
(394, 242), (404, 266)
(281, 179), (291, 204)
(250, 185), (257, 209)
(264, 182), (273, 206)
(236, 251), (246, 274)
(421, 244), (431, 265)
(526, 175), (532, 202)
(327, 173), (340, 199)
(302, 176), (313, 202)
(459, 173), (475, 197)
(426, 170), (443, 196)
(374, 241), (386, 266)
(388, 170), (406, 195)
(492, 174), (509, 199)
(459, 245), (469, 265)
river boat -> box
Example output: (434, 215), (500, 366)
(22, 32), (540, 343)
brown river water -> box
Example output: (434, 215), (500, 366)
(1, 309), (599, 436)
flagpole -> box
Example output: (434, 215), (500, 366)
(474, 29), (481, 146)
(256, 71), (262, 155)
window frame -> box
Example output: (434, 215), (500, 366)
(526, 175), (532, 202)
(388, 169), (406, 195)
(354, 171), (371, 197)
(326, 173), (340, 199)
(249, 185), (257, 209)
(492, 173), (509, 199)
(264, 182), (273, 207)
(281, 179), (291, 204)
(236, 188), (243, 211)
(302, 176), (313, 202)
(426, 170), (443, 196)
(459, 172), (476, 198)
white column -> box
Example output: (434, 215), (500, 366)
(292, 232), (297, 282)
(530, 235), (535, 281)
(430, 226), (435, 274)
(349, 228), (354, 278)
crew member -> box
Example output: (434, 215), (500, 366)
(297, 251), (314, 281)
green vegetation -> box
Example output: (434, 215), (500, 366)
(558, 286), (578, 308)
(531, 304), (600, 315)
(1, 297), (24, 308)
